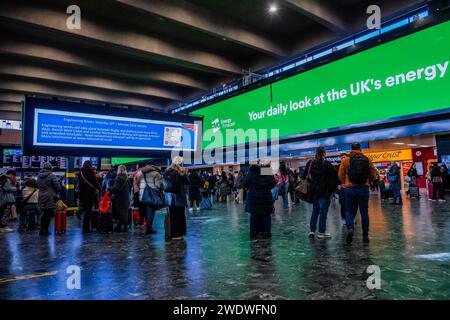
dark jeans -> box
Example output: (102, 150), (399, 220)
(40, 208), (54, 233)
(393, 189), (402, 202)
(82, 200), (94, 232)
(432, 182), (445, 200)
(310, 197), (331, 233)
(146, 206), (156, 230)
(345, 186), (370, 236)
(249, 214), (271, 238)
(339, 189), (346, 220)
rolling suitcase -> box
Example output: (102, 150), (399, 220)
(54, 210), (67, 234)
(427, 183), (433, 199)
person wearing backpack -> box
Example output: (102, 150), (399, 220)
(37, 162), (61, 235)
(164, 156), (189, 240)
(18, 178), (40, 232)
(187, 170), (202, 212)
(387, 162), (402, 205)
(276, 163), (290, 210)
(303, 147), (339, 239)
(137, 161), (163, 235)
(338, 143), (376, 244)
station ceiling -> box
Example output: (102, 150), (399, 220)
(0, 0), (426, 120)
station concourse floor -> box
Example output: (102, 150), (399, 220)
(0, 192), (449, 300)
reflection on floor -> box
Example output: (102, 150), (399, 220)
(0, 193), (449, 300)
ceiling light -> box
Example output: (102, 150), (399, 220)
(269, 4), (278, 13)
(419, 145), (429, 147)
(393, 142), (405, 145)
(408, 144), (418, 146)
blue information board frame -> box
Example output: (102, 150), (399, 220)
(22, 96), (202, 157)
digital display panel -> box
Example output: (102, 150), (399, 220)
(23, 97), (201, 157)
(192, 20), (450, 149)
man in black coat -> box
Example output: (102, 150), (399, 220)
(244, 161), (277, 239)
(303, 147), (338, 239)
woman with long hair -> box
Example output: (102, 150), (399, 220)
(164, 156), (189, 240)
(110, 165), (131, 232)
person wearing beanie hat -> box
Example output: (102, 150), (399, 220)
(244, 163), (277, 239)
(37, 162), (61, 235)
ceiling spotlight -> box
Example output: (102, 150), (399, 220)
(269, 4), (278, 13)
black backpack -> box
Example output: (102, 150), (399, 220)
(163, 169), (179, 193)
(347, 154), (370, 185)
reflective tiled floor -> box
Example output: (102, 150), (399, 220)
(1, 192), (449, 300)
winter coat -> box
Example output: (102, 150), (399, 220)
(37, 169), (61, 210)
(78, 167), (101, 202)
(303, 159), (338, 199)
(164, 168), (189, 207)
(244, 166), (277, 216)
(137, 165), (163, 201)
(218, 176), (228, 197)
(110, 173), (130, 221)
(188, 172), (202, 201)
(2, 178), (17, 204)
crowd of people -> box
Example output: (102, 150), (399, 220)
(0, 143), (448, 245)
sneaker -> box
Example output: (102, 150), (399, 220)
(0, 227), (14, 233)
(146, 228), (157, 235)
(292, 202), (296, 205)
(317, 232), (331, 239)
(308, 232), (315, 239)
(341, 219), (347, 226)
(438, 199), (446, 202)
(363, 236), (370, 244)
(346, 229), (354, 244)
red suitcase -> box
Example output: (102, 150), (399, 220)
(54, 210), (67, 234)
(427, 183), (433, 200)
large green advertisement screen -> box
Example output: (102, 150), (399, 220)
(192, 20), (450, 149)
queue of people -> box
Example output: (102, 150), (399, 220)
(0, 143), (448, 245)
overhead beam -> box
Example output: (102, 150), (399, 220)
(0, 102), (21, 112)
(0, 110), (21, 121)
(0, 79), (165, 110)
(0, 38), (210, 91)
(283, 0), (349, 34)
(0, 92), (23, 103)
(113, 0), (286, 58)
(0, 2), (243, 75)
(0, 62), (183, 101)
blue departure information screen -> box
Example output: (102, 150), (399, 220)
(32, 108), (198, 151)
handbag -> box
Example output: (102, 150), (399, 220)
(142, 173), (165, 209)
(296, 160), (313, 203)
(432, 176), (443, 183)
